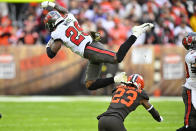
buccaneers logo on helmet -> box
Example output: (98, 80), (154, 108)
(182, 32), (196, 50)
(44, 11), (64, 32)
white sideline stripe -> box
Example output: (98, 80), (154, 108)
(0, 96), (182, 102)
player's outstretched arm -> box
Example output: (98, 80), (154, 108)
(54, 3), (68, 14)
(41, 1), (68, 14)
(46, 39), (62, 59)
(141, 99), (163, 122)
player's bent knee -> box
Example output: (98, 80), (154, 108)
(113, 55), (120, 63)
(85, 80), (94, 90)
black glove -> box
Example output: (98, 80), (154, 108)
(90, 31), (101, 42)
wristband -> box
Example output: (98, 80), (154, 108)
(147, 105), (153, 111)
(49, 2), (55, 8)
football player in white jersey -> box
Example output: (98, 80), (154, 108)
(40, 1), (154, 90)
(177, 32), (196, 131)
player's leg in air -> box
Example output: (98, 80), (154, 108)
(84, 23), (154, 90)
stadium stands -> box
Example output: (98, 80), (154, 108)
(0, 0), (195, 46)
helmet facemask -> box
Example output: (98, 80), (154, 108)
(182, 32), (196, 50)
(45, 19), (56, 32)
(190, 37), (196, 50)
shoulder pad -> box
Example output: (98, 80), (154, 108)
(141, 90), (149, 100)
(112, 87), (117, 93)
(51, 27), (64, 41)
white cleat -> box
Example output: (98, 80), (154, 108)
(132, 23), (154, 37)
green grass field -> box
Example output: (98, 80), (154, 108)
(0, 96), (184, 131)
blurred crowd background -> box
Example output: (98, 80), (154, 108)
(0, 0), (196, 46)
(0, 0), (194, 96)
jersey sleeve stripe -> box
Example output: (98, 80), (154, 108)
(185, 90), (191, 127)
(185, 62), (190, 78)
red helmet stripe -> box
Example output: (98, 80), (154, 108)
(188, 36), (192, 43)
(44, 14), (53, 24)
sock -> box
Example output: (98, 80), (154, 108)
(88, 77), (114, 90)
(116, 35), (137, 63)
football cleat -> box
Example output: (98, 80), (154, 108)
(132, 23), (154, 37)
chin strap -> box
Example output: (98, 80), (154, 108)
(55, 18), (64, 27)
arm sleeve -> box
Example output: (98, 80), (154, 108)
(147, 105), (162, 122)
(54, 4), (68, 14)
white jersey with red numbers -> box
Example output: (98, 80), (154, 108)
(184, 50), (196, 89)
(50, 13), (92, 57)
(184, 50), (196, 109)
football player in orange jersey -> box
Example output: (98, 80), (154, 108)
(97, 74), (163, 131)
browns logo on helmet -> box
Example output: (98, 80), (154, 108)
(125, 74), (144, 90)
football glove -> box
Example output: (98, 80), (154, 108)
(41, 1), (55, 9)
(90, 31), (101, 42)
(114, 72), (127, 83)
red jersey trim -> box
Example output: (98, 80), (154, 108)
(86, 46), (115, 56)
(185, 90), (191, 126)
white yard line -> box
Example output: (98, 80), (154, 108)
(0, 96), (182, 102)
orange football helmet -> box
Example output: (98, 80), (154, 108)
(127, 74), (144, 90)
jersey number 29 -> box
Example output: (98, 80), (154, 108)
(65, 21), (88, 46)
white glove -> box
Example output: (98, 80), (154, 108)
(160, 116), (163, 122)
(41, 1), (55, 9)
(114, 72), (127, 83)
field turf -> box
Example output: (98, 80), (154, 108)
(0, 96), (184, 131)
